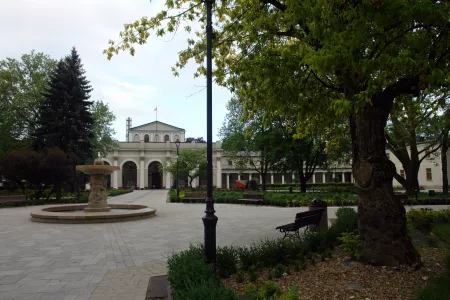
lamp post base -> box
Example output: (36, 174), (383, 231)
(202, 197), (218, 266)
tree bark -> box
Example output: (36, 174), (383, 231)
(300, 178), (307, 193)
(442, 130), (449, 195)
(351, 100), (421, 267)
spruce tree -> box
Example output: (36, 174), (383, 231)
(33, 47), (94, 200)
(33, 47), (94, 164)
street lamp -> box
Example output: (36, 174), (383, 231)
(202, 0), (218, 268)
(175, 139), (180, 197)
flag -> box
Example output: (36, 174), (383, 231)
(154, 106), (157, 111)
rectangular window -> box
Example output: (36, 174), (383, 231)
(426, 168), (432, 181)
(228, 160), (233, 166)
(386, 152), (390, 159)
(400, 170), (405, 178)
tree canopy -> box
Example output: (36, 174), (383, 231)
(0, 50), (57, 155)
(105, 0), (450, 266)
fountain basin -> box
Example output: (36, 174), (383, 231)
(30, 204), (156, 223)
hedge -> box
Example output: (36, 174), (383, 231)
(0, 189), (133, 208)
(169, 189), (450, 207)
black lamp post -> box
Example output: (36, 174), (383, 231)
(202, 0), (218, 268)
(175, 139), (180, 197)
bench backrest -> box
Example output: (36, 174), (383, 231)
(294, 209), (324, 226)
(243, 194), (264, 200)
(0, 195), (27, 202)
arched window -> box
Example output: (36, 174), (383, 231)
(154, 134), (160, 142)
(133, 134), (140, 142)
(144, 134), (150, 143)
(164, 134), (170, 142)
(174, 134), (180, 142)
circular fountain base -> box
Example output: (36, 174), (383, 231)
(30, 204), (156, 224)
(84, 207), (111, 213)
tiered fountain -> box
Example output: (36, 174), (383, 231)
(30, 156), (156, 223)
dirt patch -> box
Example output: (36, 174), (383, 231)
(224, 247), (448, 300)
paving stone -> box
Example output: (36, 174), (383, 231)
(0, 274), (26, 284)
(1, 190), (446, 300)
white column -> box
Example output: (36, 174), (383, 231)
(333, 172), (337, 183)
(342, 172), (345, 183)
(139, 160), (145, 189)
(323, 173), (326, 183)
(113, 160), (118, 189)
(312, 173), (316, 183)
(238, 174), (241, 181)
(249, 173), (252, 180)
(350, 173), (353, 183)
(271, 174), (274, 184)
(282, 175), (285, 184)
(216, 159), (222, 188)
(260, 174), (262, 184)
(292, 174), (295, 182)
(226, 174), (230, 189)
(166, 172), (171, 189)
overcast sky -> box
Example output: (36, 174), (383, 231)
(0, 0), (231, 141)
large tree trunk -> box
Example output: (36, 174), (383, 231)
(299, 178), (307, 193)
(351, 100), (421, 267)
(261, 173), (266, 191)
(442, 131), (449, 195)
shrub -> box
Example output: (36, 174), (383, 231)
(334, 207), (358, 233)
(180, 278), (240, 300)
(167, 245), (239, 299)
(245, 283), (257, 297)
(248, 269), (258, 282)
(216, 246), (238, 278)
(407, 209), (450, 233)
(273, 264), (284, 278)
(338, 230), (361, 259)
(262, 281), (282, 298)
(236, 270), (245, 283)
(280, 286), (301, 300)
(432, 224), (450, 245)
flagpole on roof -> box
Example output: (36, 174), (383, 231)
(155, 106), (158, 139)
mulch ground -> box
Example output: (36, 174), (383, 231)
(224, 247), (448, 300)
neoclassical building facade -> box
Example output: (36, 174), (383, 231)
(104, 121), (447, 190)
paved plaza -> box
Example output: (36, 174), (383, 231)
(0, 190), (449, 300)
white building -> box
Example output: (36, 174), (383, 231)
(104, 120), (447, 190)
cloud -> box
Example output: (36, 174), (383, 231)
(0, 0), (231, 141)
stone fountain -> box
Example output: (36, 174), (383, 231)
(30, 155), (156, 223)
(76, 157), (119, 212)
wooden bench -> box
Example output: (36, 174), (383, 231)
(276, 209), (325, 239)
(394, 194), (409, 204)
(0, 195), (27, 206)
(182, 193), (207, 203)
(237, 193), (264, 205)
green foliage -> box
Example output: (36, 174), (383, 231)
(280, 286), (300, 300)
(432, 224), (450, 245)
(33, 47), (94, 164)
(217, 246), (238, 278)
(248, 268), (258, 282)
(0, 50), (57, 155)
(261, 281), (281, 298)
(235, 270), (244, 283)
(90, 100), (117, 160)
(164, 149), (206, 187)
(167, 245), (239, 299)
(407, 209), (450, 233)
(338, 230), (361, 259)
(273, 264), (284, 278)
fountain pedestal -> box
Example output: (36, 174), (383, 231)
(76, 159), (120, 213)
(84, 174), (111, 212)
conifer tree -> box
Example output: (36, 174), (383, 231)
(33, 47), (93, 164)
